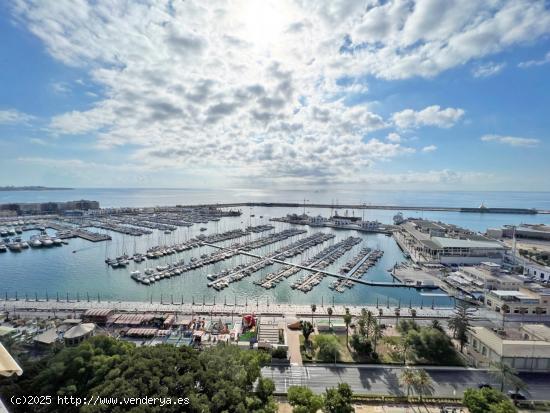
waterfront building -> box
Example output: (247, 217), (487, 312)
(524, 261), (550, 282)
(459, 262), (523, 291)
(398, 219), (505, 264)
(466, 324), (550, 372)
(0, 199), (99, 215)
(63, 323), (96, 346)
(308, 215), (328, 226)
(488, 224), (550, 241)
(484, 287), (550, 315)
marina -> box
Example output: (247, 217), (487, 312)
(3, 190), (550, 307)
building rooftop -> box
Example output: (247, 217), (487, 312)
(522, 324), (550, 342)
(432, 237), (504, 249)
(64, 323), (95, 339)
(0, 342), (22, 377)
(471, 326), (550, 358)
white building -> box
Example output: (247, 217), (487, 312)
(466, 324), (550, 372)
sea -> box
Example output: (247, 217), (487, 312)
(1, 188), (550, 307)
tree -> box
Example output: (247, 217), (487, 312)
(311, 304), (317, 325)
(288, 386), (323, 413)
(490, 361), (526, 393)
(448, 302), (474, 352)
(378, 307), (383, 322)
(399, 368), (416, 398)
(463, 387), (517, 413)
(343, 308), (352, 348)
(0, 336), (277, 413)
(301, 321), (315, 347)
(431, 319), (443, 332)
(413, 369), (433, 402)
(410, 308), (417, 320)
(315, 334), (340, 362)
(323, 383), (353, 413)
(327, 307), (333, 330)
(372, 323), (384, 354)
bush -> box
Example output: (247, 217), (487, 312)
(288, 386), (323, 413)
(314, 334), (340, 362)
(463, 387), (517, 413)
(272, 346), (287, 359)
(350, 333), (373, 355)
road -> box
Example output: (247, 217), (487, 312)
(261, 365), (550, 400)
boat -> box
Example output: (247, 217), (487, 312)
(30, 239), (42, 248)
(200, 227), (207, 231)
(53, 238), (63, 246)
(164, 230), (171, 234)
(7, 242), (22, 252)
(20, 241), (29, 249)
(41, 237), (54, 247)
(0, 244), (7, 253)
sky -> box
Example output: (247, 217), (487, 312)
(0, 0), (549, 191)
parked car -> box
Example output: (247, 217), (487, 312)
(507, 390), (527, 400)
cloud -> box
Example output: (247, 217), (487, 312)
(0, 109), (34, 125)
(481, 134), (540, 147)
(422, 145), (437, 152)
(518, 51), (550, 68)
(392, 105), (465, 129)
(472, 62), (506, 78)
(386, 132), (401, 143)
(51, 81), (71, 94)
(9, 0), (548, 184)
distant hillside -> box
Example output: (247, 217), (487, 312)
(0, 186), (73, 191)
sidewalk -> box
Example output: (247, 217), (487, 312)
(286, 329), (303, 365)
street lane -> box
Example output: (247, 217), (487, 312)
(261, 365), (550, 400)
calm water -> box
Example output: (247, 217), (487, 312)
(1, 189), (550, 306)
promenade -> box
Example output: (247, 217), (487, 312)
(0, 299), (456, 319)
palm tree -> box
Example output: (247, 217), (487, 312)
(410, 308), (417, 321)
(400, 368), (416, 398)
(365, 310), (374, 339)
(490, 361), (525, 393)
(343, 308), (352, 348)
(327, 307), (333, 330)
(378, 307), (383, 323)
(413, 369), (434, 402)
(311, 304), (317, 325)
(448, 303), (474, 352)
(372, 323), (384, 353)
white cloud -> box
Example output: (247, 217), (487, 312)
(422, 145), (437, 152)
(472, 62), (506, 78)
(392, 105), (464, 129)
(518, 51), (550, 68)
(0, 109), (34, 125)
(481, 134), (540, 147)
(9, 0), (549, 184)
(386, 132), (401, 143)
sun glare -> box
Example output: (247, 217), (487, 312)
(240, 0), (288, 50)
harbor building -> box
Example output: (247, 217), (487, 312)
(484, 287), (550, 315)
(487, 224), (550, 241)
(459, 262), (523, 291)
(0, 200), (99, 215)
(466, 324), (550, 372)
(524, 261), (550, 282)
(397, 219), (505, 264)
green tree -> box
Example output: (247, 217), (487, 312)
(0, 336), (277, 413)
(343, 308), (352, 348)
(431, 319), (443, 332)
(372, 323), (384, 354)
(463, 387), (517, 413)
(413, 369), (433, 402)
(448, 302), (474, 352)
(301, 320), (315, 346)
(311, 304), (317, 325)
(288, 386), (323, 413)
(490, 361), (526, 393)
(315, 334), (340, 362)
(323, 383), (353, 413)
(399, 368), (416, 398)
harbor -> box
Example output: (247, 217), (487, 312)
(2, 195), (550, 308)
